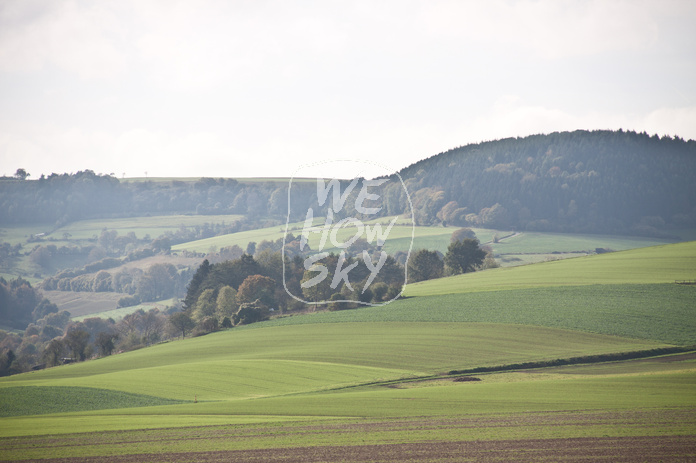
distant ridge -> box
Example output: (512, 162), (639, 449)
(394, 130), (696, 235)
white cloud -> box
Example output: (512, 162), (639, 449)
(423, 0), (663, 59)
(455, 96), (696, 145)
(0, 0), (130, 79)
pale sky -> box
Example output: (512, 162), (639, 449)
(1, 0), (695, 180)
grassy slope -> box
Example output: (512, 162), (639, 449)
(0, 323), (661, 401)
(0, 241), (694, 456)
(0, 214), (245, 245)
(54, 214), (244, 241)
(404, 241), (696, 296)
(172, 214), (677, 261)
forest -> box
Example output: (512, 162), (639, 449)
(2, 130), (695, 236)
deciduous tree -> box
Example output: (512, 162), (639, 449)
(444, 238), (486, 275)
(169, 312), (195, 339)
(407, 249), (444, 283)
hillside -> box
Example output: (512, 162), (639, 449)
(395, 130), (696, 234)
(1, 241), (694, 461)
(2, 131), (694, 238)
(404, 240), (696, 296)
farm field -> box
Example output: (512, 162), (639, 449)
(41, 291), (130, 318)
(1, 242), (694, 461)
(489, 230), (679, 254)
(0, 214), (239, 280)
(1, 354), (694, 460)
(172, 213), (678, 263)
(404, 240), (696, 296)
(0, 214), (245, 246)
(53, 214), (245, 242)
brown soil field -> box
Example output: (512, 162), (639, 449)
(41, 291), (129, 317)
(9, 435), (696, 463)
(5, 409), (695, 462)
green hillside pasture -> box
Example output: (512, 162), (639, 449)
(490, 231), (676, 255)
(0, 386), (183, 418)
(172, 221), (306, 253)
(173, 217), (461, 255)
(52, 214), (244, 241)
(1, 368), (693, 456)
(404, 241), (696, 297)
(260, 284), (696, 345)
(0, 322), (662, 402)
(209, 369), (696, 420)
(171, 216), (682, 267)
(0, 224), (55, 245)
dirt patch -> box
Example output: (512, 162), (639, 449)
(11, 435), (696, 463)
(42, 291), (128, 316)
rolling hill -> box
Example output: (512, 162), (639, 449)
(1, 241), (694, 461)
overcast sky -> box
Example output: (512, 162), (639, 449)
(1, 0), (695, 179)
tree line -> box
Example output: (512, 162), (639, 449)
(0, 229), (490, 376)
(395, 130), (696, 235)
(4, 130), (693, 237)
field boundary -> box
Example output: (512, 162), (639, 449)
(675, 279), (696, 285)
(447, 346), (696, 376)
(302, 346), (696, 393)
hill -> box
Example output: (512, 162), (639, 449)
(2, 131), (694, 238)
(395, 130), (696, 235)
(404, 240), (696, 296)
(0, 242), (694, 460)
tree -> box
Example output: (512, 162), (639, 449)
(183, 259), (211, 310)
(215, 286), (238, 320)
(450, 228), (476, 243)
(14, 168), (29, 180)
(137, 264), (177, 301)
(444, 238), (486, 275)
(64, 328), (91, 361)
(192, 288), (216, 323)
(42, 339), (65, 366)
(29, 246), (52, 269)
(139, 309), (165, 345)
(407, 249), (444, 283)
(32, 298), (58, 321)
(301, 268), (333, 304)
(233, 302), (269, 326)
(95, 332), (119, 356)
(370, 282), (389, 302)
(169, 312), (195, 339)
(237, 275), (276, 307)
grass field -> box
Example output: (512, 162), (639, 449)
(172, 214), (679, 264)
(53, 214), (245, 241)
(404, 241), (696, 296)
(1, 241), (694, 461)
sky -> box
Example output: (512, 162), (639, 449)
(1, 0), (695, 180)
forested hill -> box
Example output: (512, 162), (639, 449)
(1, 130), (694, 237)
(394, 130), (696, 236)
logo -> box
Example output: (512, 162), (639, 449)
(283, 160), (413, 306)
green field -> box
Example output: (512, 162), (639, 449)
(0, 214), (244, 246)
(172, 214), (679, 265)
(404, 241), (696, 296)
(1, 242), (694, 461)
(54, 214), (244, 241)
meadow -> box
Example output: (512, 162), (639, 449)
(172, 213), (676, 262)
(0, 242), (694, 461)
(404, 241), (696, 295)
